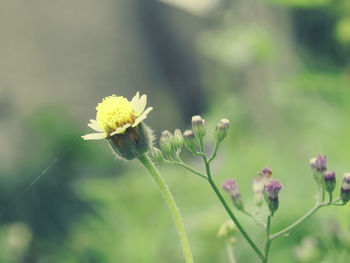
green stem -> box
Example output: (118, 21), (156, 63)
(328, 192), (333, 205)
(208, 142), (219, 163)
(270, 202), (326, 240)
(226, 242), (236, 263)
(137, 153), (194, 263)
(199, 150), (264, 260)
(263, 216), (272, 263)
(168, 160), (208, 180)
(242, 210), (267, 228)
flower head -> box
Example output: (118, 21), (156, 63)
(341, 173), (350, 203)
(310, 154), (327, 173)
(266, 180), (282, 199)
(222, 179), (244, 210)
(82, 92), (153, 140)
(323, 170), (336, 193)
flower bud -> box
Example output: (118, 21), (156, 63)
(191, 115), (206, 139)
(266, 180), (282, 216)
(215, 118), (230, 143)
(159, 130), (174, 158)
(149, 146), (164, 162)
(323, 170), (336, 194)
(310, 154), (327, 173)
(173, 129), (183, 152)
(217, 220), (237, 243)
(340, 173), (350, 204)
(222, 179), (244, 210)
(183, 130), (198, 153)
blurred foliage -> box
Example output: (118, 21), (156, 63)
(1, 0), (350, 262)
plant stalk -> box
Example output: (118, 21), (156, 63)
(137, 153), (194, 263)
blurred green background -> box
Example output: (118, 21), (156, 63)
(0, 0), (350, 262)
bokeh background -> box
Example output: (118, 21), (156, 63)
(1, 0), (350, 262)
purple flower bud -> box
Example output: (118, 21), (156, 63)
(266, 180), (282, 199)
(310, 154), (327, 173)
(323, 170), (336, 193)
(266, 180), (282, 216)
(340, 173), (350, 204)
(222, 179), (244, 210)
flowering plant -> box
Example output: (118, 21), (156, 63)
(83, 92), (349, 263)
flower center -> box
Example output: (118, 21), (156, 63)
(96, 95), (135, 133)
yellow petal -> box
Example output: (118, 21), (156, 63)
(81, 133), (106, 140)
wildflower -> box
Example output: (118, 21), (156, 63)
(215, 118), (230, 143)
(81, 92), (153, 159)
(266, 180), (282, 216)
(191, 115), (206, 139)
(340, 173), (350, 204)
(323, 171), (336, 194)
(222, 179), (244, 210)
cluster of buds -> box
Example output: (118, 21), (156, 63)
(309, 154), (350, 203)
(152, 115), (230, 160)
(150, 129), (184, 162)
(222, 179), (244, 210)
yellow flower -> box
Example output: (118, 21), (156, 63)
(82, 92), (153, 140)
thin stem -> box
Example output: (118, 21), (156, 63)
(208, 142), (220, 163)
(197, 143), (264, 261)
(241, 210), (267, 228)
(328, 192), (333, 205)
(270, 202), (326, 240)
(226, 242), (236, 263)
(166, 160), (208, 180)
(263, 216), (272, 263)
(271, 198), (343, 241)
(137, 153), (194, 263)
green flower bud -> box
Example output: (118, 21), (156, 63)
(191, 115), (206, 139)
(215, 118), (230, 143)
(173, 129), (183, 152)
(159, 130), (174, 159)
(149, 146), (164, 162)
(217, 220), (237, 243)
(183, 130), (198, 153)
